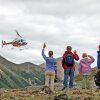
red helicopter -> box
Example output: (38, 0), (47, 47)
(2, 30), (28, 48)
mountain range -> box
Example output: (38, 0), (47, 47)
(0, 55), (45, 89)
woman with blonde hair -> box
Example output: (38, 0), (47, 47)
(79, 53), (95, 89)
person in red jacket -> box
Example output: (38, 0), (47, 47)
(62, 46), (79, 90)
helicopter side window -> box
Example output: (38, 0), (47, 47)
(21, 39), (24, 42)
(18, 40), (21, 42)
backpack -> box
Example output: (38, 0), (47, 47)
(64, 53), (74, 66)
(94, 71), (100, 87)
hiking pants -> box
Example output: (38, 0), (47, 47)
(82, 75), (90, 89)
(45, 71), (55, 92)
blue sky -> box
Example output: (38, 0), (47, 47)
(0, 0), (100, 67)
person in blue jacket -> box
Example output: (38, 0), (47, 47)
(97, 45), (100, 70)
(42, 43), (57, 93)
(95, 45), (100, 89)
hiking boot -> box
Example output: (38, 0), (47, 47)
(97, 87), (100, 89)
(69, 88), (74, 90)
(54, 79), (57, 82)
(61, 87), (68, 91)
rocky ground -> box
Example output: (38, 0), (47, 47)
(0, 82), (100, 100)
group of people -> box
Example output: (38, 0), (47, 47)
(42, 43), (100, 93)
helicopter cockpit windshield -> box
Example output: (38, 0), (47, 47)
(13, 38), (26, 43)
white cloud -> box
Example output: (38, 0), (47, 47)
(0, 0), (100, 67)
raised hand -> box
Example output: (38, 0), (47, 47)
(88, 55), (90, 57)
(99, 45), (100, 51)
(73, 50), (77, 54)
(43, 43), (46, 48)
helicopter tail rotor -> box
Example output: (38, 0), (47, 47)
(2, 40), (4, 48)
(2, 40), (6, 48)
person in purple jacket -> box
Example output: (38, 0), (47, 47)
(78, 53), (95, 89)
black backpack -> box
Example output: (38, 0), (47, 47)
(64, 53), (74, 66)
(94, 71), (100, 87)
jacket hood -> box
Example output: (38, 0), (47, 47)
(81, 57), (88, 63)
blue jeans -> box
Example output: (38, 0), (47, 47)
(63, 68), (74, 88)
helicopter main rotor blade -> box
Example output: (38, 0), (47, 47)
(15, 30), (22, 37)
